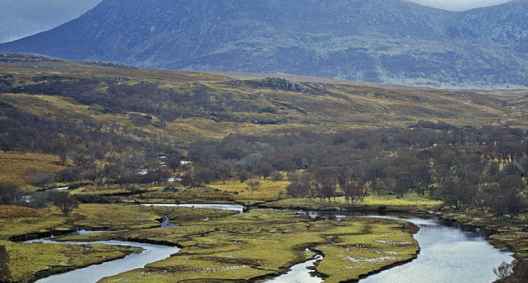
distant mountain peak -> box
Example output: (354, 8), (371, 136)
(1, 0), (527, 87)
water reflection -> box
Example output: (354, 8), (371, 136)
(360, 216), (514, 283)
(265, 250), (323, 283)
(26, 206), (514, 283)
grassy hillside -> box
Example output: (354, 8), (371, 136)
(0, 54), (526, 283)
(0, 152), (64, 188)
(0, 54), (527, 188)
(1, 54), (527, 148)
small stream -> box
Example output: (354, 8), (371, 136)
(26, 204), (514, 283)
(141, 203), (245, 213)
(27, 234), (179, 283)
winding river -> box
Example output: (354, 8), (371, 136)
(26, 204), (514, 283)
(360, 216), (514, 283)
(28, 237), (180, 283)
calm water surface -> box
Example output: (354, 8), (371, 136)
(360, 216), (514, 283)
(141, 203), (245, 213)
(265, 250), (323, 283)
(26, 206), (514, 283)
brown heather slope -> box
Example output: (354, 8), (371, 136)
(0, 53), (527, 148)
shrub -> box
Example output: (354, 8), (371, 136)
(0, 183), (23, 204)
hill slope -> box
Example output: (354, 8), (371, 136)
(0, 54), (526, 146)
(1, 0), (528, 87)
(0, 54), (526, 190)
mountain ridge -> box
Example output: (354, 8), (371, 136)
(1, 0), (527, 87)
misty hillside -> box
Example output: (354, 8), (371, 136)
(1, 0), (528, 87)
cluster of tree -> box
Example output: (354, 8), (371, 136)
(1, 73), (297, 187)
(7, 75), (280, 124)
(2, 70), (527, 215)
(0, 245), (9, 283)
(244, 77), (306, 92)
(0, 96), (187, 186)
(188, 123), (527, 215)
(0, 183), (78, 216)
(286, 168), (367, 204)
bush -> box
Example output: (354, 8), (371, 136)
(27, 191), (51, 209)
(0, 183), (23, 204)
(25, 170), (56, 187)
(57, 168), (82, 182)
(270, 171), (284, 181)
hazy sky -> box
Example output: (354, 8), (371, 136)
(0, 0), (102, 43)
(410, 0), (512, 10)
(0, 0), (513, 43)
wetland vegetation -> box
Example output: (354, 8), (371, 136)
(0, 55), (527, 282)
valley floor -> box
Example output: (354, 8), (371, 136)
(2, 175), (527, 282)
(0, 204), (418, 283)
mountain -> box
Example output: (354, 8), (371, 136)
(1, 0), (528, 87)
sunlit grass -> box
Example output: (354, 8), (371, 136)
(208, 178), (289, 202)
(100, 209), (418, 283)
(0, 152), (64, 188)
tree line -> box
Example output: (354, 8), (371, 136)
(188, 123), (527, 215)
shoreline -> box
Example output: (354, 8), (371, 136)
(6, 201), (521, 283)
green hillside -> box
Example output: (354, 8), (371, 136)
(1, 54), (526, 148)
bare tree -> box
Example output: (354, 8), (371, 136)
(49, 192), (79, 216)
(313, 168), (337, 201)
(286, 172), (312, 197)
(338, 170), (367, 204)
(246, 179), (261, 194)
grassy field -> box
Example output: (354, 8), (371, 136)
(98, 209), (417, 283)
(2, 240), (138, 283)
(73, 178), (443, 212)
(262, 196), (444, 212)
(0, 206), (67, 241)
(0, 204), (418, 283)
(0, 152), (64, 188)
(0, 205), (141, 282)
(131, 186), (237, 203)
(208, 178), (290, 203)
